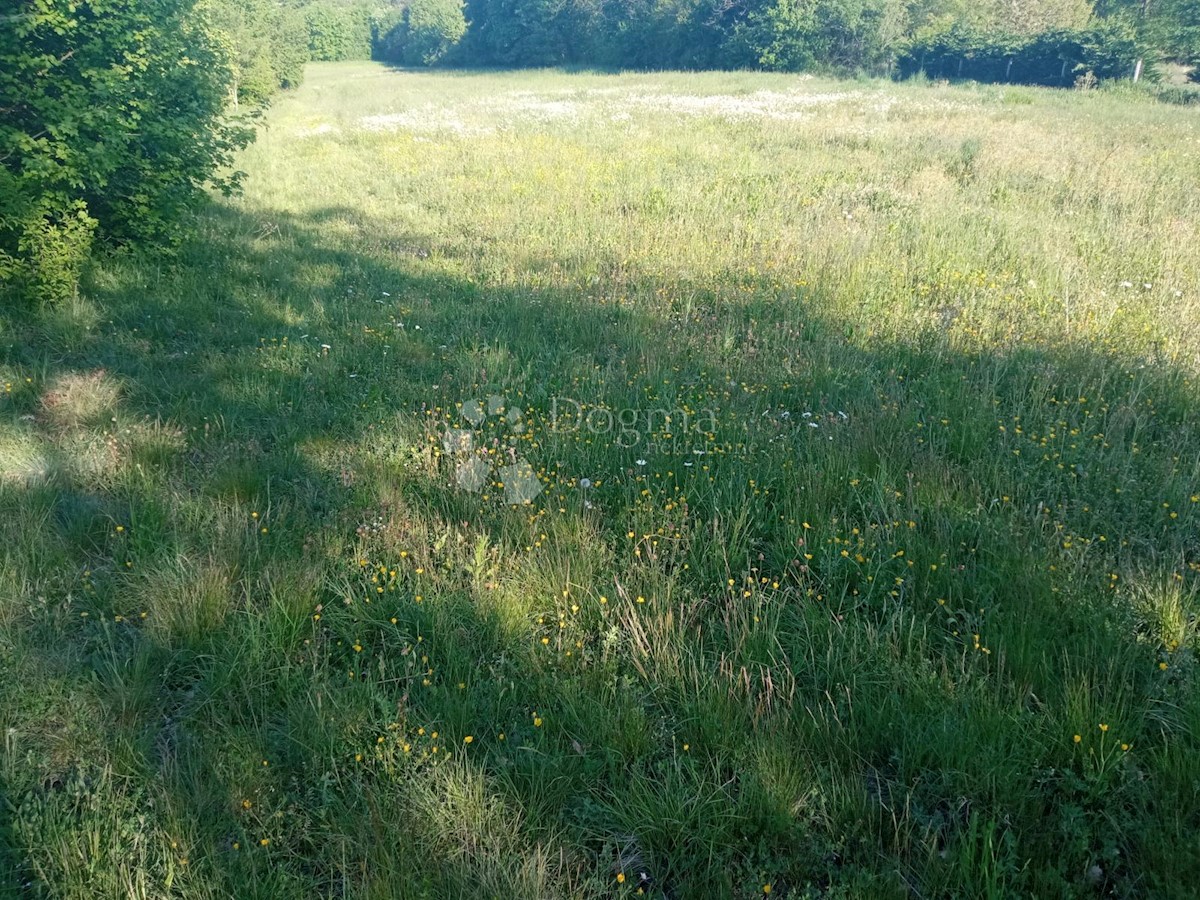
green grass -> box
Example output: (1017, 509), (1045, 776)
(2, 62), (1199, 898)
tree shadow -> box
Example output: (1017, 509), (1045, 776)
(0, 196), (1197, 897)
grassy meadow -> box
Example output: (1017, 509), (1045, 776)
(2, 62), (1200, 897)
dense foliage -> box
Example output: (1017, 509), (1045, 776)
(202, 0), (310, 106)
(898, 19), (1146, 85)
(0, 0), (392, 307)
(304, 0), (374, 60)
(373, 0), (467, 65)
(0, 0), (250, 306)
(366, 0), (1198, 85)
(204, 0), (1193, 88)
(204, 0), (379, 105)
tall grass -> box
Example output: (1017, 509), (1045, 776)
(1, 63), (1198, 898)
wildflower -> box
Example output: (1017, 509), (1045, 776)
(617, 873), (626, 884)
(1099, 723), (1109, 733)
(1073, 734), (1081, 743)
(463, 735), (473, 744)
(579, 478), (592, 489)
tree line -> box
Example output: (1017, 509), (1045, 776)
(214, 1), (1197, 92)
(379, 0), (1199, 77)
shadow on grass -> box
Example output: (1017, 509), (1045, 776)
(0, 198), (1197, 897)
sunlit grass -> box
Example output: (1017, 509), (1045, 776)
(1, 62), (1198, 898)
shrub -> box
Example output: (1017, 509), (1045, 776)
(0, 0), (249, 306)
(0, 201), (96, 307)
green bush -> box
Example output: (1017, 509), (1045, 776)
(0, 201), (96, 307)
(0, 0), (249, 306)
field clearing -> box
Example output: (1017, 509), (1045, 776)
(2, 62), (1199, 897)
